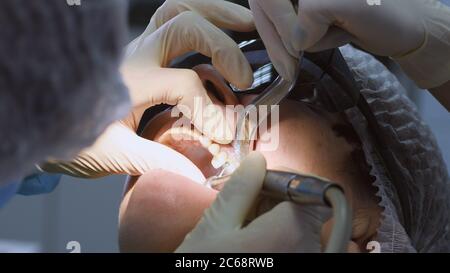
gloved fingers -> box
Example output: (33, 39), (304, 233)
(306, 26), (355, 52)
(248, 0), (299, 81)
(40, 124), (136, 178)
(295, 0), (335, 51)
(119, 103), (150, 133)
(43, 123), (206, 183)
(168, 68), (235, 144)
(179, 83), (235, 145)
(244, 165), (299, 222)
(250, 202), (330, 233)
(188, 152), (267, 240)
(104, 124), (206, 182)
(244, 202), (326, 252)
(126, 66), (234, 144)
(40, 160), (95, 179)
(145, 0), (255, 36)
(254, 0), (345, 52)
(297, 0), (425, 57)
(251, 0), (302, 58)
(152, 11), (254, 89)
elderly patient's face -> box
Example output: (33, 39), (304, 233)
(119, 65), (381, 253)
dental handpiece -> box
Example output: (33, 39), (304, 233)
(205, 170), (352, 252)
(262, 170), (338, 206)
(262, 170), (352, 253)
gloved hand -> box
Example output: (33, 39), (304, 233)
(176, 152), (329, 253)
(42, 0), (255, 180)
(249, 0), (450, 89)
(122, 0), (255, 140)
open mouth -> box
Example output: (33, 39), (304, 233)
(138, 64), (255, 179)
(137, 62), (274, 183)
(159, 125), (234, 178)
(140, 106), (236, 180)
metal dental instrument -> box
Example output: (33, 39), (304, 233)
(205, 53), (303, 181)
(233, 55), (303, 163)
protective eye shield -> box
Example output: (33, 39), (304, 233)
(173, 37), (361, 113)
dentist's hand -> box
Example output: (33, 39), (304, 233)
(176, 152), (328, 253)
(42, 0), (255, 179)
(249, 0), (450, 90)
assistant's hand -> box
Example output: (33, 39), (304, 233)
(42, 0), (256, 179)
(176, 152), (328, 253)
(122, 0), (256, 143)
(249, 0), (450, 91)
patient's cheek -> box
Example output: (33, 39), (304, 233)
(256, 100), (354, 179)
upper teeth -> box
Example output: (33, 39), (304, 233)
(164, 127), (200, 142)
(164, 128), (232, 170)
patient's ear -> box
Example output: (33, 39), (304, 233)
(193, 64), (239, 106)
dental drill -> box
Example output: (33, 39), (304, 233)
(207, 169), (352, 253)
(262, 170), (352, 253)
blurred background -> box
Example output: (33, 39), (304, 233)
(0, 0), (448, 252)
